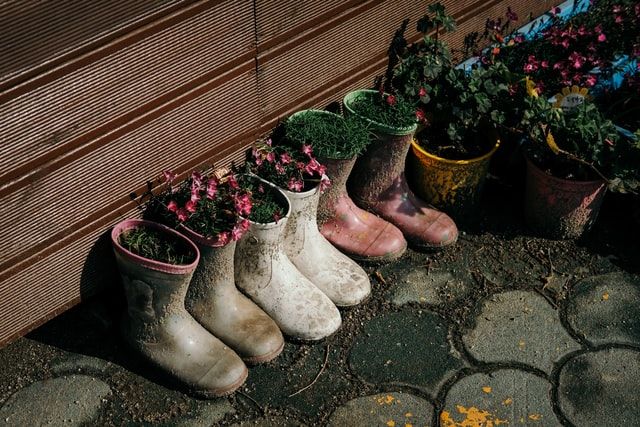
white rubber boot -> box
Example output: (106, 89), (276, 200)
(234, 184), (342, 341)
(111, 219), (247, 398)
(181, 232), (284, 364)
(281, 183), (371, 306)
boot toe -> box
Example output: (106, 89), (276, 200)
(196, 350), (248, 397)
(410, 211), (458, 249)
(331, 268), (371, 307)
(241, 320), (284, 364)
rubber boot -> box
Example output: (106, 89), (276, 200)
(181, 229), (284, 364)
(281, 183), (371, 307)
(349, 132), (458, 250)
(234, 184), (342, 341)
(111, 219), (247, 398)
(317, 157), (407, 262)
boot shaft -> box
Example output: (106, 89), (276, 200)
(281, 185), (320, 252)
(111, 220), (199, 325)
(349, 131), (414, 204)
(181, 230), (237, 304)
(317, 157), (356, 225)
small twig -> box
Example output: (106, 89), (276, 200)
(534, 287), (558, 309)
(288, 345), (330, 397)
(374, 271), (387, 285)
(237, 390), (265, 414)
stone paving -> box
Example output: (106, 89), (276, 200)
(1, 194), (639, 427)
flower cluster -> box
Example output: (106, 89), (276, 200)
(159, 170), (252, 245)
(248, 138), (330, 193)
(492, 0), (640, 95)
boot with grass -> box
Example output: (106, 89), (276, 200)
(112, 219), (247, 398)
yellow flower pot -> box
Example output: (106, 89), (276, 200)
(408, 133), (500, 222)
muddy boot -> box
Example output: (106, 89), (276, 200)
(181, 231), (284, 364)
(112, 219), (247, 397)
(317, 157), (407, 261)
(281, 183), (371, 307)
(234, 186), (342, 341)
(349, 132), (458, 250)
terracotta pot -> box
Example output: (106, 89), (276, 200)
(524, 158), (607, 239)
(407, 132), (500, 223)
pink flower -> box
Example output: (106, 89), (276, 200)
(227, 175), (239, 189)
(231, 224), (246, 241)
(252, 148), (264, 166)
(266, 152), (276, 163)
(569, 52), (585, 69)
(185, 200), (198, 213)
(296, 161), (306, 170)
(553, 61), (565, 70)
(304, 158), (322, 175)
(596, 33), (606, 42)
(418, 87), (427, 97)
(514, 35), (524, 44)
(191, 171), (203, 187)
(273, 210), (281, 224)
(561, 38), (570, 49)
(258, 184), (265, 193)
(386, 95), (396, 106)
(287, 177), (303, 192)
(234, 193), (252, 216)
(612, 5), (622, 14)
(265, 138), (272, 146)
(167, 200), (178, 212)
(541, 60), (549, 69)
(585, 74), (598, 87)
(206, 179), (217, 199)
(319, 176), (331, 192)
(217, 231), (231, 246)
(176, 208), (189, 222)
(301, 144), (313, 157)
(190, 189), (201, 203)
(239, 218), (250, 231)
(416, 108), (426, 122)
(523, 63), (536, 73)
(280, 152), (292, 164)
(615, 15), (623, 24)
(275, 162), (285, 174)
(163, 170), (177, 183)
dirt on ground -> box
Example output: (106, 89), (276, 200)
(0, 175), (638, 426)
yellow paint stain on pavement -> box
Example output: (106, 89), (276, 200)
(482, 386), (492, 394)
(518, 340), (526, 350)
(440, 405), (508, 426)
(377, 395), (396, 405)
(386, 420), (395, 427)
(602, 292), (610, 301)
(404, 424), (413, 427)
(502, 398), (513, 406)
(405, 412), (413, 417)
(528, 414), (542, 421)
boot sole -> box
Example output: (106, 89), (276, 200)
(344, 242), (407, 264)
(407, 236), (458, 252)
(242, 339), (285, 365)
(189, 365), (249, 399)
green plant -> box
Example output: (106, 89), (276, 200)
(285, 111), (371, 159)
(239, 176), (287, 224)
(521, 84), (640, 193)
(246, 132), (330, 193)
(346, 90), (417, 129)
(119, 227), (195, 265)
(390, 2), (456, 99)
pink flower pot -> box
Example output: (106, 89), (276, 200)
(525, 158), (607, 239)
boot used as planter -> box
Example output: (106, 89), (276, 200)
(344, 89), (458, 250)
(318, 157), (407, 261)
(524, 158), (607, 239)
(234, 180), (342, 341)
(180, 228), (284, 364)
(111, 219), (247, 397)
(281, 181), (372, 307)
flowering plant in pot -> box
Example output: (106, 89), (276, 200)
(148, 170), (252, 245)
(521, 80), (640, 238)
(387, 3), (510, 222)
(492, 0), (640, 96)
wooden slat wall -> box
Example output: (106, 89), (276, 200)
(0, 0), (558, 347)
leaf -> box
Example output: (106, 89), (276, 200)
(545, 130), (561, 155)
